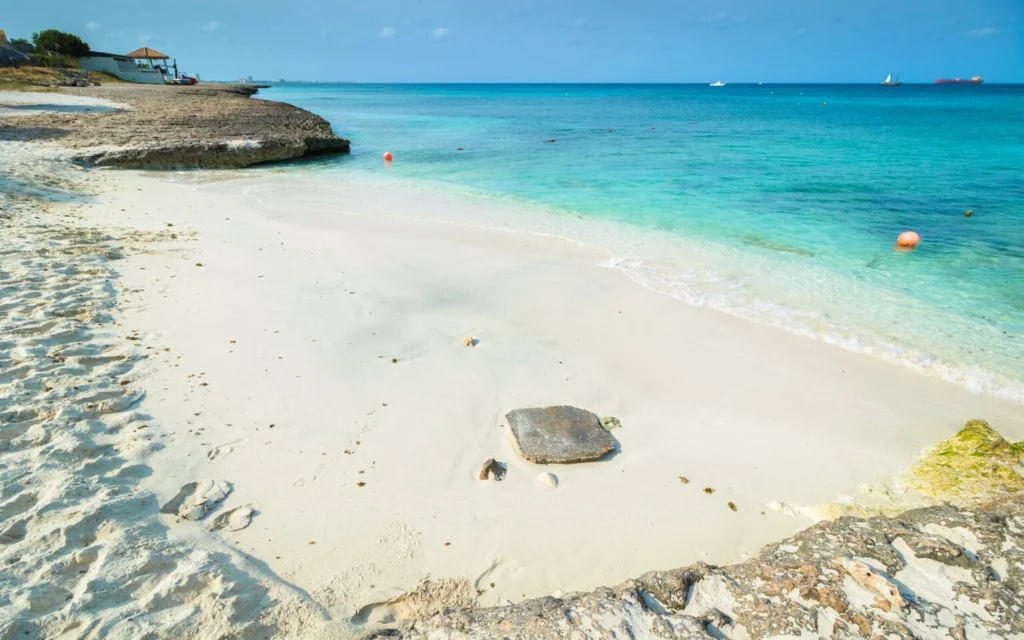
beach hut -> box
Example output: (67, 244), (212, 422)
(126, 46), (169, 72)
(0, 30), (8, 45)
(0, 43), (32, 67)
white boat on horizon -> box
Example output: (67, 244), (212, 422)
(709, 81), (726, 87)
(881, 73), (902, 87)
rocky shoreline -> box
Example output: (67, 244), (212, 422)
(363, 495), (1024, 639)
(359, 420), (1024, 639)
(0, 83), (349, 169)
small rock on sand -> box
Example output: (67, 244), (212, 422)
(537, 472), (558, 488)
(505, 406), (614, 464)
(478, 458), (507, 481)
(462, 336), (477, 347)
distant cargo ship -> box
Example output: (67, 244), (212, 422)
(935, 76), (984, 84)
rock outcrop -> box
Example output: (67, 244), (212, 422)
(362, 496), (1024, 639)
(0, 83), (350, 169)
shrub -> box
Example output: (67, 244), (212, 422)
(32, 51), (80, 69)
(31, 30), (89, 57)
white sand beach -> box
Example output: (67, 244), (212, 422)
(0, 90), (127, 117)
(3, 95), (1024, 636)
(74, 168), (1024, 620)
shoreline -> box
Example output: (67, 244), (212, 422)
(187, 166), (1024, 404)
(2, 88), (1024, 638)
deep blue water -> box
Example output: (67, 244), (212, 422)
(254, 83), (1024, 399)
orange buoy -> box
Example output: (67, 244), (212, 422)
(383, 151), (393, 162)
(896, 231), (920, 248)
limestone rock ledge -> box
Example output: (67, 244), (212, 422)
(364, 496), (1024, 639)
(0, 84), (349, 169)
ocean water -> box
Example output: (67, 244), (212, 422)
(252, 83), (1024, 400)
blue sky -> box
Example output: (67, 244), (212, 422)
(4, 0), (1021, 82)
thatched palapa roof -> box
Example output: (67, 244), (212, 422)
(0, 30), (9, 45)
(0, 43), (31, 67)
(126, 46), (169, 60)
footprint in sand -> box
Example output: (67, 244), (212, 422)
(207, 438), (248, 461)
(293, 462), (329, 487)
(205, 504), (257, 532)
(160, 480), (232, 521)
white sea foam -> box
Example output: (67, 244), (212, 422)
(601, 255), (1024, 403)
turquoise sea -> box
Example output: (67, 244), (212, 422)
(254, 83), (1024, 400)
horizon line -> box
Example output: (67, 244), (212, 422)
(222, 80), (1016, 85)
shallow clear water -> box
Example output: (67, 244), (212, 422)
(253, 83), (1024, 399)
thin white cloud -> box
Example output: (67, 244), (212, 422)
(379, 26), (396, 38)
(792, 28), (809, 38)
(138, 34), (154, 43)
(572, 17), (587, 28)
(106, 31), (124, 39)
(201, 21), (222, 32)
(86, 21), (101, 31)
(700, 11), (729, 23)
(433, 27), (450, 40)
(966, 26), (1000, 37)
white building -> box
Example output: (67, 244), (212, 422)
(78, 48), (168, 84)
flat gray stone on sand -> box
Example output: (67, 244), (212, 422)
(505, 406), (614, 464)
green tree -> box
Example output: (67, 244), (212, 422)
(10, 38), (30, 46)
(31, 30), (89, 57)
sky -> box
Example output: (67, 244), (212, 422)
(4, 0), (1022, 82)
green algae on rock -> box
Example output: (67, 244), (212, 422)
(812, 484), (909, 521)
(599, 415), (622, 431)
(811, 419), (1024, 521)
(903, 419), (1024, 505)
